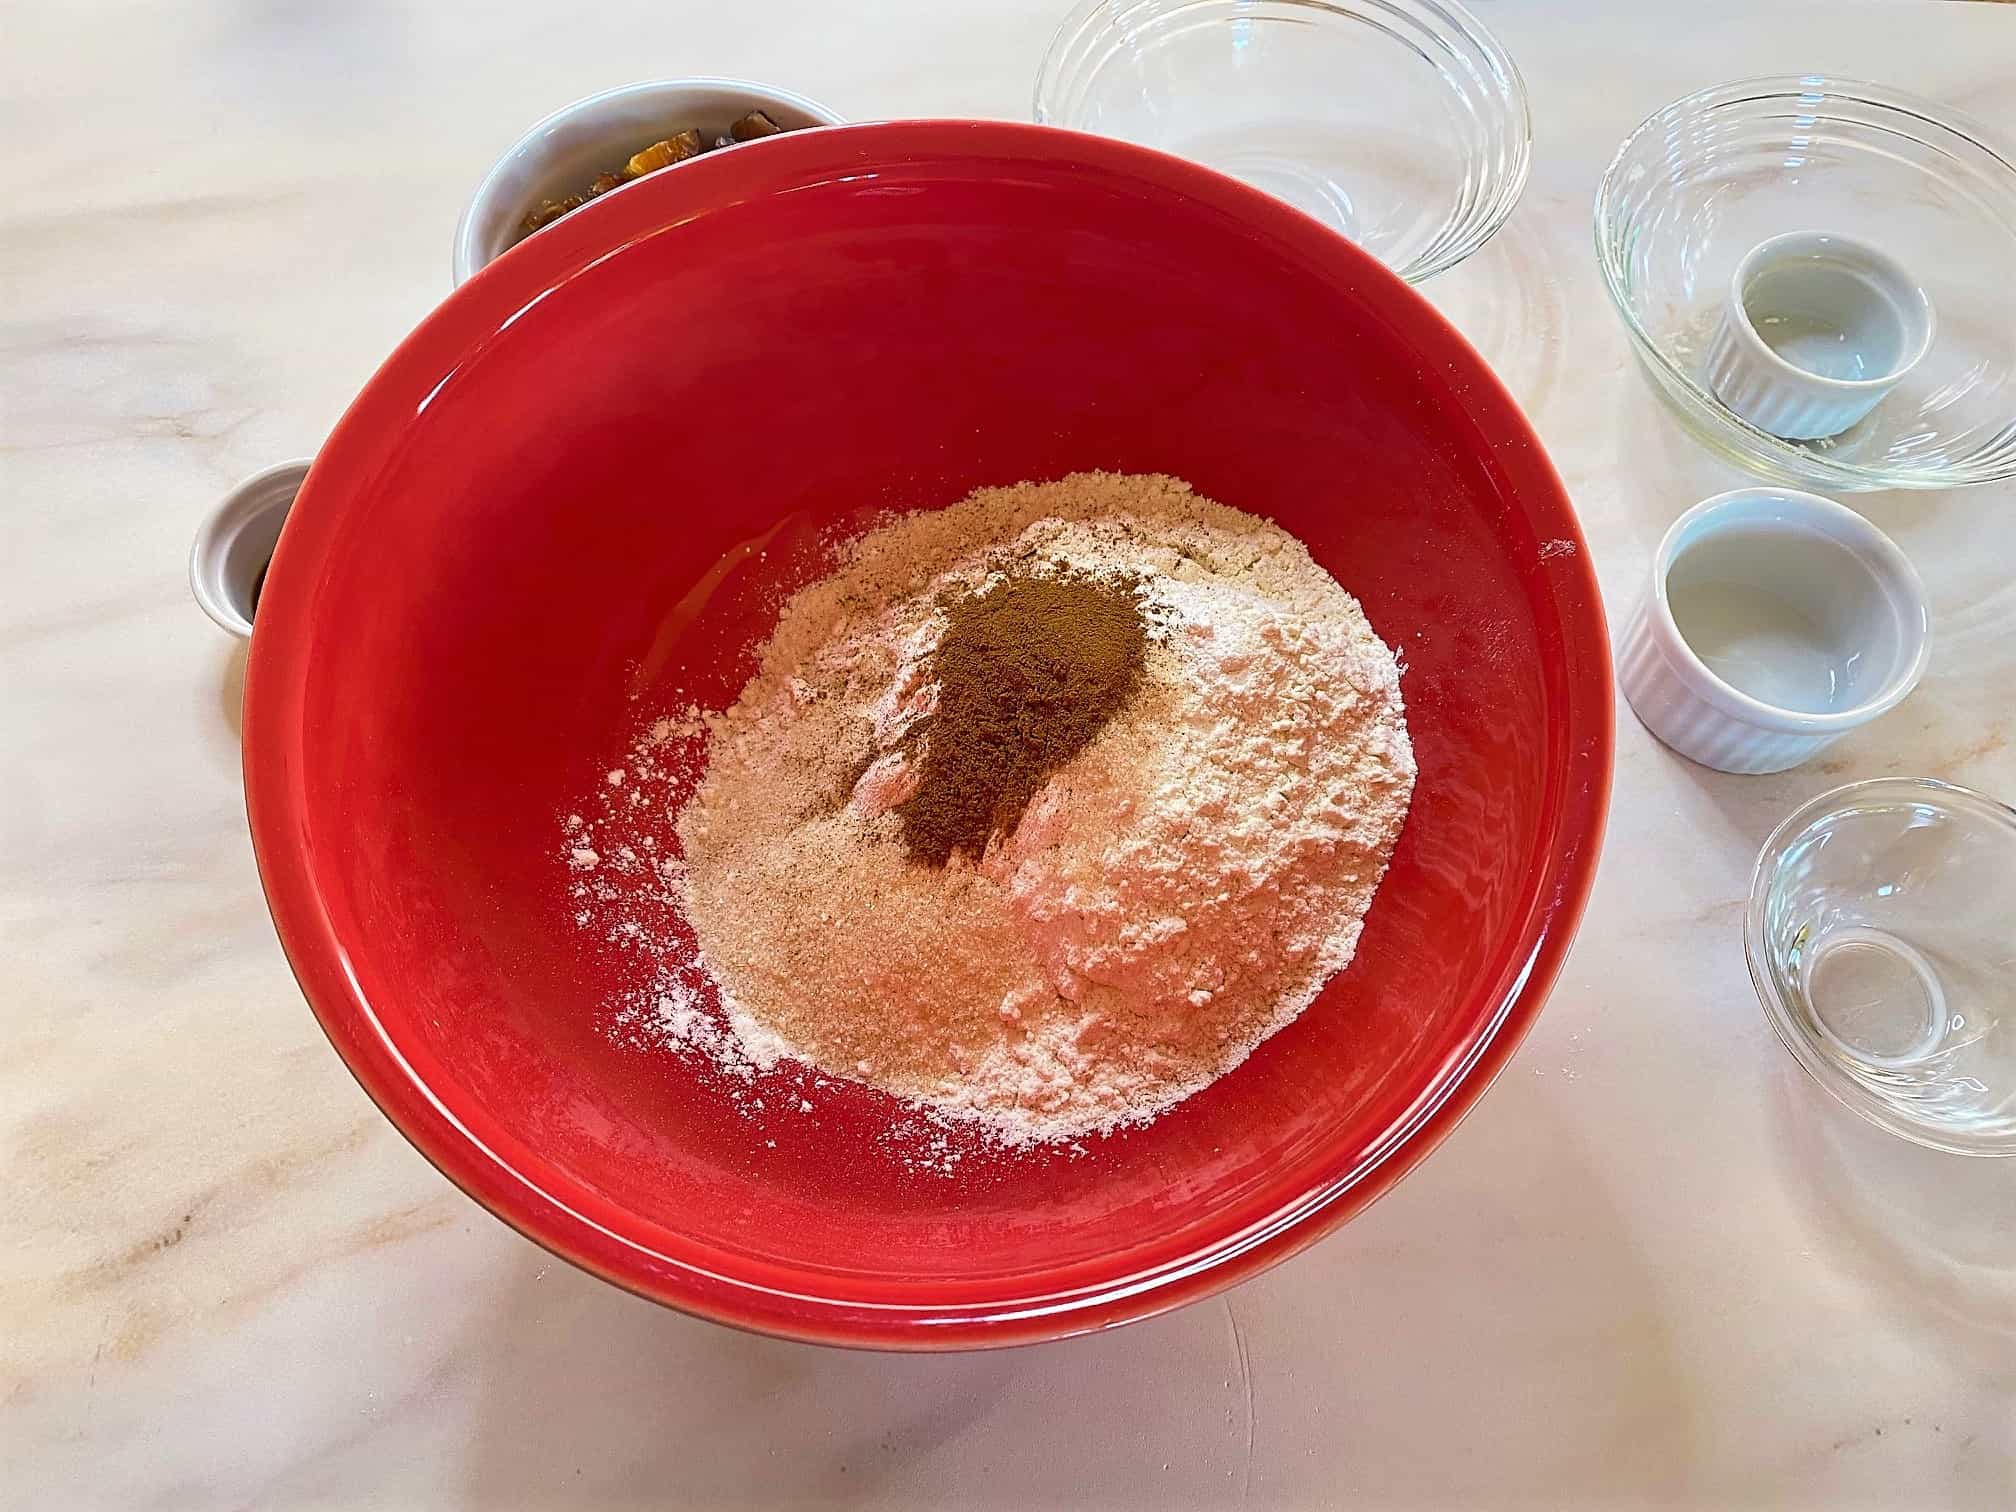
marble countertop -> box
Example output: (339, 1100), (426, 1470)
(5, 1), (2014, 1506)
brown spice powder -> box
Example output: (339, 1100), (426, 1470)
(896, 565), (1146, 864)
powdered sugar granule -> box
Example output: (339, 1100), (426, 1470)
(564, 472), (1415, 1150)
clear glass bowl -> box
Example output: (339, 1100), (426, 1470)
(1595, 76), (2016, 492)
(1748, 779), (2016, 1156)
(1034, 0), (1531, 283)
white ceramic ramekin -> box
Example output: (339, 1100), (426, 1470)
(452, 77), (843, 285)
(1702, 231), (1934, 441)
(1617, 487), (1931, 774)
(190, 459), (312, 639)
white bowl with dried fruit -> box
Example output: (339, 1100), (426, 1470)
(452, 77), (844, 284)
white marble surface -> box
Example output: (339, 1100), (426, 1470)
(5, 1), (2015, 1506)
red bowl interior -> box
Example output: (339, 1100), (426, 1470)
(245, 121), (1611, 1348)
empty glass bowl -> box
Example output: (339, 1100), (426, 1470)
(1595, 76), (2016, 491)
(1748, 779), (2016, 1155)
(1034, 0), (1531, 283)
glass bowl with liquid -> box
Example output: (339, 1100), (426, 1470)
(1595, 76), (2016, 490)
(1750, 779), (2016, 1155)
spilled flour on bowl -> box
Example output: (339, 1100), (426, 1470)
(563, 472), (1415, 1149)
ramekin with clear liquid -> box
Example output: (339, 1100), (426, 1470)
(1749, 779), (2016, 1155)
(1615, 488), (1930, 775)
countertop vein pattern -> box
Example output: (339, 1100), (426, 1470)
(4, 2), (2013, 1507)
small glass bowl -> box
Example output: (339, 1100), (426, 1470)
(1748, 779), (2016, 1156)
(1595, 76), (2016, 492)
(1034, 0), (1530, 283)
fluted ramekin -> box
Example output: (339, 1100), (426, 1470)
(1702, 231), (1933, 442)
(1617, 488), (1929, 774)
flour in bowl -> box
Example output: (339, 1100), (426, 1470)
(567, 472), (1415, 1146)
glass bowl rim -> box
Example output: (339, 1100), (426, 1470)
(1745, 775), (2016, 1156)
(1032, 0), (1533, 283)
(1593, 73), (2016, 491)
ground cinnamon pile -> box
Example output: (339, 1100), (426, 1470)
(896, 564), (1146, 864)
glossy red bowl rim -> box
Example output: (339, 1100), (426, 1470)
(245, 120), (1613, 1351)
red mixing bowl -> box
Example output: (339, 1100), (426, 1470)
(245, 121), (1611, 1348)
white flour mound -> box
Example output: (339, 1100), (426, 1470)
(659, 473), (1417, 1146)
